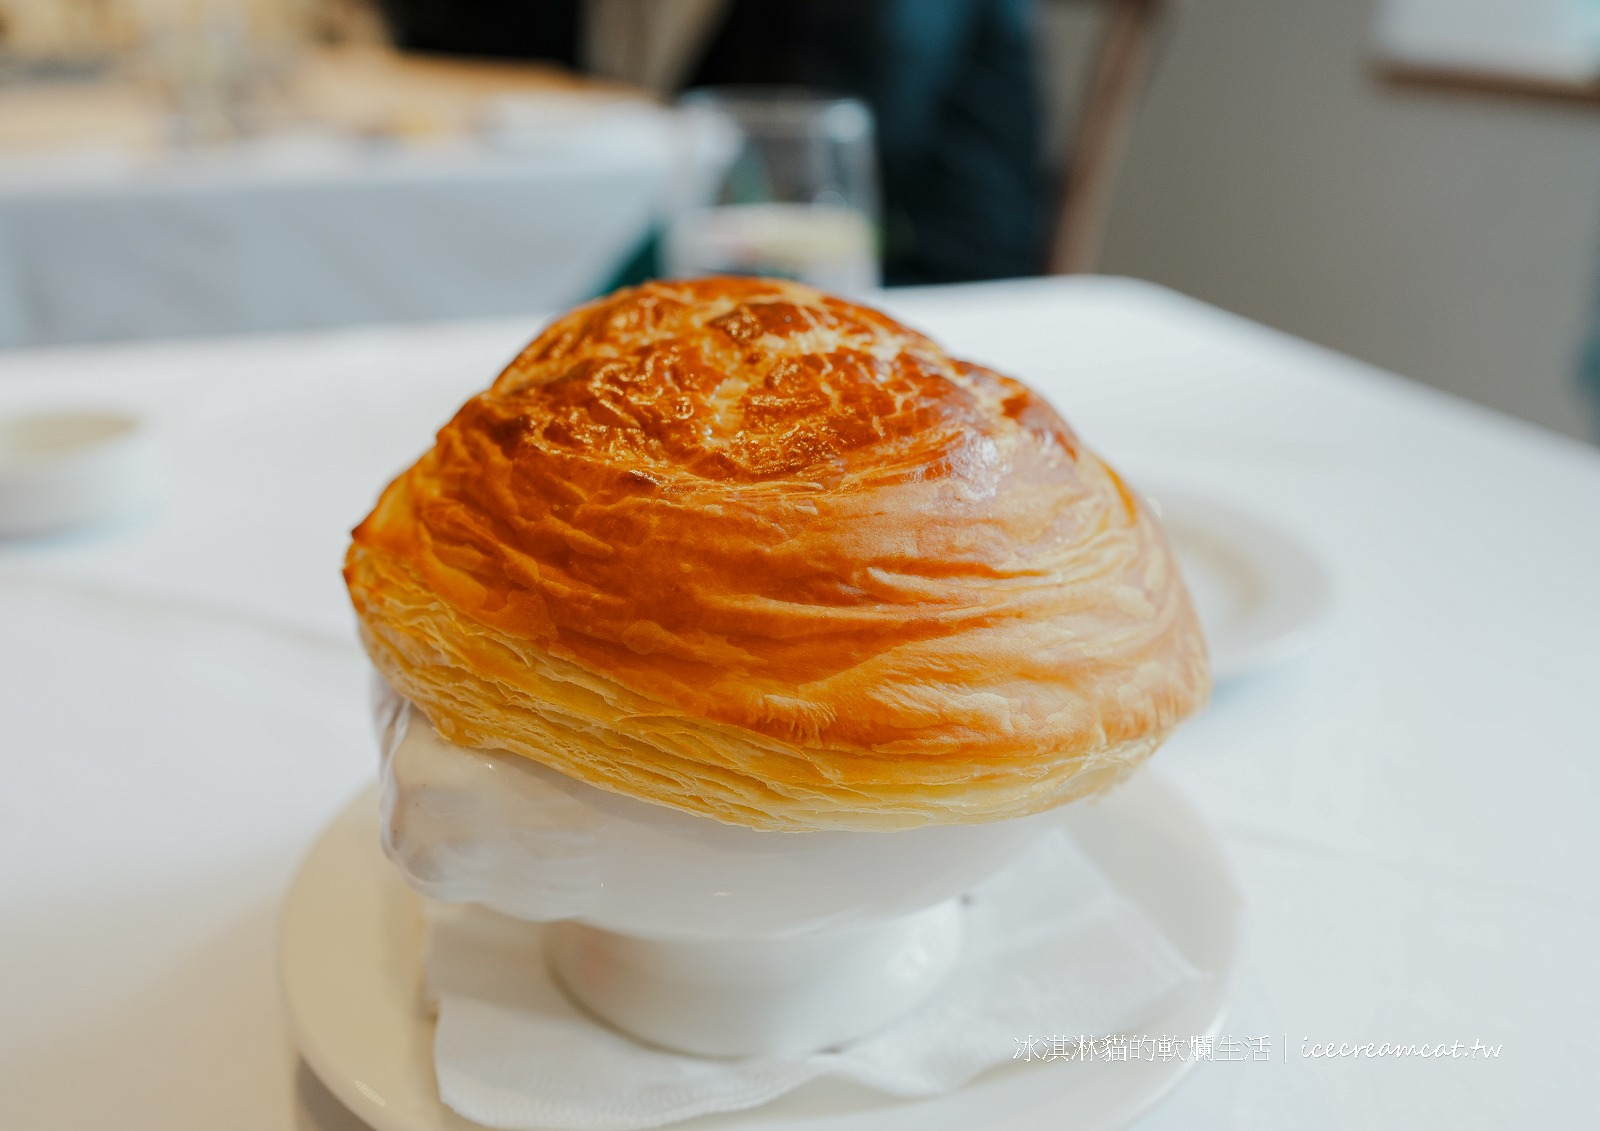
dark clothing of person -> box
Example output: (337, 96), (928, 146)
(374, 0), (581, 65)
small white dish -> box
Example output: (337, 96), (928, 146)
(281, 768), (1242, 1131)
(1146, 488), (1334, 682)
(0, 410), (155, 537)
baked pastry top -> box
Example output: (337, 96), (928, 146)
(345, 277), (1208, 831)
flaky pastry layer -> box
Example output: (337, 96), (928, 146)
(345, 277), (1209, 830)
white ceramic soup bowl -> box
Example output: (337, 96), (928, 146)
(375, 681), (1059, 1055)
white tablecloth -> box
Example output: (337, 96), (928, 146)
(0, 138), (662, 349)
(1, 277), (1595, 1129)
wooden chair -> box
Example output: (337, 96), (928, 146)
(1047, 0), (1175, 274)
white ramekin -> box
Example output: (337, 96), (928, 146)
(374, 682), (1057, 1056)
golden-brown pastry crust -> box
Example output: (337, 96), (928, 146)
(345, 277), (1208, 830)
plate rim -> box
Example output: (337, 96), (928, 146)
(1145, 486), (1336, 682)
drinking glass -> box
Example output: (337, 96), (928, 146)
(666, 87), (880, 294)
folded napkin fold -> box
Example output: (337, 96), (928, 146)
(425, 824), (1200, 1131)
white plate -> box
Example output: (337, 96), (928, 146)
(1147, 490), (1335, 682)
(282, 770), (1242, 1131)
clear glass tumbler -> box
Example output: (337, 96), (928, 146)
(666, 87), (880, 294)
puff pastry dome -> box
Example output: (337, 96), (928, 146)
(345, 277), (1208, 831)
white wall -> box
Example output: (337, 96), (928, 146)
(1093, 0), (1600, 444)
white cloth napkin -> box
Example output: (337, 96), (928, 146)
(425, 824), (1202, 1131)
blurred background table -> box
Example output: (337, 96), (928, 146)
(1, 276), (1595, 1129)
(0, 46), (673, 347)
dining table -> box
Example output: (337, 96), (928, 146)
(0, 47), (675, 349)
(1, 275), (1594, 1129)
